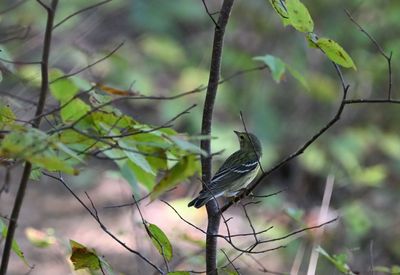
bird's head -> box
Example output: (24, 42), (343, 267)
(234, 131), (262, 157)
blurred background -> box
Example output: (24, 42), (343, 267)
(1, 0), (400, 274)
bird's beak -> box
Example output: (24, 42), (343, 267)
(233, 130), (240, 135)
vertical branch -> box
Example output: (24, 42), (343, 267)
(200, 1), (234, 274)
(0, 1), (58, 274)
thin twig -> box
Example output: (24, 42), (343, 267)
(201, 0), (219, 28)
(53, 0), (112, 29)
(345, 10), (393, 99)
(50, 42), (124, 84)
(42, 173), (165, 274)
(0, 0), (29, 15)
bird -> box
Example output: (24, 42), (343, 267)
(188, 131), (262, 208)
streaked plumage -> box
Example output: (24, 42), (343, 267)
(188, 131), (262, 208)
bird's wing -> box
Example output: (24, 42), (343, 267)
(205, 151), (259, 192)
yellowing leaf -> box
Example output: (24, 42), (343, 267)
(0, 128), (79, 175)
(95, 83), (135, 96)
(0, 101), (16, 127)
(315, 38), (357, 70)
(150, 155), (199, 201)
(286, 0), (314, 32)
(147, 223), (173, 261)
(69, 240), (101, 271)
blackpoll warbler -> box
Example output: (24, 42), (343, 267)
(188, 131), (262, 208)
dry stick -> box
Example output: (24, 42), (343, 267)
(42, 173), (164, 274)
(0, 1), (58, 274)
(200, 1), (235, 274)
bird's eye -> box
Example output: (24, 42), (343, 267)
(240, 135), (244, 140)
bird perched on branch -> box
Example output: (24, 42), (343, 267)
(188, 131), (262, 208)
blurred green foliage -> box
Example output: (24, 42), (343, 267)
(1, 0), (400, 273)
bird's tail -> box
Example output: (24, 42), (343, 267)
(188, 192), (213, 208)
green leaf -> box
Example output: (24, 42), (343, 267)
(253, 55), (286, 82)
(254, 55), (309, 90)
(0, 219), (30, 266)
(169, 135), (208, 156)
(50, 69), (79, 102)
(55, 142), (84, 163)
(286, 64), (310, 90)
(147, 223), (173, 261)
(60, 98), (91, 123)
(314, 38), (357, 69)
(167, 272), (190, 275)
(343, 203), (372, 238)
(120, 160), (140, 192)
(151, 155), (199, 201)
(286, 0), (314, 32)
(316, 246), (356, 275)
(30, 166), (43, 181)
(69, 240), (101, 271)
(353, 165), (386, 187)
(0, 101), (16, 127)
(0, 128), (79, 175)
(120, 139), (155, 175)
(125, 160), (156, 190)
